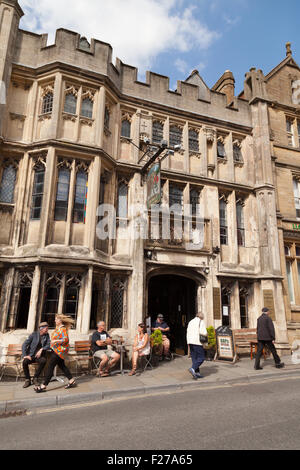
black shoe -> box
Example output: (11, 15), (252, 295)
(23, 379), (31, 388)
(275, 362), (285, 369)
(254, 366), (263, 370)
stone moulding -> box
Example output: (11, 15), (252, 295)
(38, 112), (52, 122)
(10, 112), (26, 122)
(62, 112), (77, 122)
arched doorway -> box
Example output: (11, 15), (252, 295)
(147, 274), (198, 354)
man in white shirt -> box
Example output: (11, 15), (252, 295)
(186, 312), (207, 379)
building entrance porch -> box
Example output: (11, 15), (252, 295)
(147, 274), (199, 355)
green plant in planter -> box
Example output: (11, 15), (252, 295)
(150, 329), (163, 354)
(206, 326), (216, 350)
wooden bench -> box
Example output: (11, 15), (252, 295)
(73, 341), (93, 375)
(0, 344), (23, 381)
(233, 329), (268, 360)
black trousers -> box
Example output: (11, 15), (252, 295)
(254, 340), (281, 368)
(43, 351), (73, 386)
(22, 353), (47, 380)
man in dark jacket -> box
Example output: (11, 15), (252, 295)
(22, 322), (50, 387)
(254, 308), (284, 370)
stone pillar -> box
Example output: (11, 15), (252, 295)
(199, 127), (207, 177)
(95, 86), (105, 147)
(230, 280), (240, 330)
(0, 267), (14, 331)
(225, 132), (234, 182)
(65, 160), (76, 246)
(49, 72), (63, 139)
(81, 266), (93, 334)
(84, 155), (101, 251)
(23, 81), (38, 142)
(11, 152), (29, 248)
(39, 147), (56, 248)
(26, 265), (41, 333)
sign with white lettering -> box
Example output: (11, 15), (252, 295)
(215, 326), (236, 362)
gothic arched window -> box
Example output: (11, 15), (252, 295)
(121, 119), (131, 138)
(73, 170), (88, 223)
(30, 165), (45, 220)
(42, 92), (53, 114)
(81, 97), (93, 119)
(54, 168), (71, 221)
(64, 93), (77, 114)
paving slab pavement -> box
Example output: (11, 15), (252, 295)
(1, 354), (300, 414)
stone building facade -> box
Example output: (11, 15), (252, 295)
(0, 0), (291, 355)
(256, 43), (300, 344)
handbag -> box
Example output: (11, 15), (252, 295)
(199, 319), (208, 344)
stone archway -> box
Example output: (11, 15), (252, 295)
(146, 266), (207, 354)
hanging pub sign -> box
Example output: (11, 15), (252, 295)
(215, 326), (236, 363)
(147, 162), (161, 209)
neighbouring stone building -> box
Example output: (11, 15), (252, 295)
(0, 0), (293, 357)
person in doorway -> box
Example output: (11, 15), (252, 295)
(186, 312), (207, 379)
(22, 322), (50, 388)
(91, 321), (120, 377)
(152, 314), (171, 360)
(254, 307), (285, 370)
(34, 314), (76, 392)
(128, 323), (150, 376)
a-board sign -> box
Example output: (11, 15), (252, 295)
(215, 326), (236, 362)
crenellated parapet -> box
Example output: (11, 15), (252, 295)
(10, 26), (252, 129)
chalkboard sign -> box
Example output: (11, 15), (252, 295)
(215, 326), (236, 363)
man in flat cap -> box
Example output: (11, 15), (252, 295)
(22, 322), (50, 388)
(254, 307), (285, 370)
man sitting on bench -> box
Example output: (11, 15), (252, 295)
(22, 322), (50, 388)
(91, 321), (120, 377)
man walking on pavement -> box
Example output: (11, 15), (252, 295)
(254, 307), (285, 370)
(186, 312), (207, 379)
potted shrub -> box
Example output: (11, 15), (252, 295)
(150, 329), (163, 365)
(204, 326), (216, 361)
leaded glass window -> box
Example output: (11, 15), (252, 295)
(73, 170), (88, 223)
(42, 92), (53, 114)
(81, 97), (93, 119)
(110, 279), (125, 328)
(117, 181), (128, 218)
(121, 119), (131, 138)
(30, 167), (45, 220)
(169, 184), (183, 213)
(64, 93), (77, 114)
(152, 121), (163, 145)
(219, 198), (228, 245)
(42, 285), (59, 328)
(0, 165), (16, 203)
(64, 283), (79, 321)
(189, 129), (199, 152)
(190, 188), (200, 216)
(233, 144), (242, 162)
(54, 168), (70, 221)
(169, 125), (182, 147)
(217, 141), (226, 158)
(236, 202), (245, 246)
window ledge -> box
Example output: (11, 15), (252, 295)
(38, 112), (52, 121)
(0, 202), (15, 212)
(62, 112), (78, 122)
(79, 116), (94, 126)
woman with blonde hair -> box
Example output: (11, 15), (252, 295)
(34, 314), (76, 392)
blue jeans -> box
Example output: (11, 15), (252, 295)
(189, 344), (205, 373)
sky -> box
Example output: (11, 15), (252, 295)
(18, 0), (300, 94)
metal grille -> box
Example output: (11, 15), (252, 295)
(110, 279), (125, 328)
(0, 165), (16, 203)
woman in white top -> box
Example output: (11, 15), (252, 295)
(129, 323), (150, 376)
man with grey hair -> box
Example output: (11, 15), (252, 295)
(186, 312), (207, 379)
(22, 322), (50, 388)
(91, 321), (120, 377)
